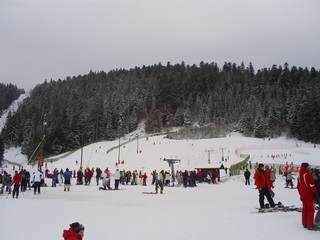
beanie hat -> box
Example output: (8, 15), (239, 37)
(70, 222), (84, 233)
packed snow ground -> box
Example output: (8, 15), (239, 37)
(1, 130), (320, 240)
(0, 174), (318, 240)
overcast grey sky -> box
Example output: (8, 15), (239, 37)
(0, 0), (319, 90)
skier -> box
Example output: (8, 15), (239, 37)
(25, 170), (31, 190)
(142, 172), (147, 186)
(151, 170), (156, 185)
(155, 170), (164, 194)
(190, 171), (197, 187)
(297, 163), (319, 230)
(63, 168), (72, 191)
(264, 165), (274, 197)
(182, 170), (189, 187)
(20, 169), (27, 192)
(165, 171), (170, 186)
(114, 169), (121, 190)
(285, 172), (294, 188)
(244, 169), (251, 185)
(77, 168), (84, 185)
(63, 222), (85, 240)
(12, 171), (22, 198)
(99, 168), (111, 190)
(32, 168), (43, 195)
(84, 168), (92, 185)
(254, 163), (275, 209)
(3, 171), (12, 194)
(131, 170), (137, 185)
(176, 171), (182, 186)
(95, 167), (102, 186)
(120, 171), (125, 185)
(52, 168), (58, 187)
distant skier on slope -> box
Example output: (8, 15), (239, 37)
(254, 163), (275, 209)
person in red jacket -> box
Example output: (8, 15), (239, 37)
(264, 165), (274, 197)
(142, 173), (147, 186)
(12, 171), (22, 199)
(63, 222), (84, 240)
(297, 163), (319, 230)
(254, 163), (275, 209)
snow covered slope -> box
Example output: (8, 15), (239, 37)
(43, 133), (320, 172)
(0, 93), (29, 132)
(3, 131), (320, 175)
(1, 130), (320, 240)
(0, 171), (318, 240)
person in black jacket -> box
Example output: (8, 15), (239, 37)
(182, 170), (189, 187)
(95, 167), (102, 186)
(244, 169), (251, 185)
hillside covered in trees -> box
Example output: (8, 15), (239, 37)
(1, 62), (320, 159)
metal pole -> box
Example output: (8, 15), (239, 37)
(136, 134), (139, 154)
(80, 135), (83, 169)
(220, 147), (226, 161)
(28, 135), (45, 164)
(205, 150), (214, 164)
(171, 163), (175, 186)
(118, 136), (120, 162)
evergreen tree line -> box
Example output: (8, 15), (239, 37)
(0, 83), (24, 115)
(1, 62), (320, 159)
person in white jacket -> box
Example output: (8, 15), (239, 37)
(114, 169), (121, 190)
(99, 169), (112, 190)
(32, 169), (43, 195)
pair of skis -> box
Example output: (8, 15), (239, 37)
(254, 204), (301, 213)
(142, 192), (163, 194)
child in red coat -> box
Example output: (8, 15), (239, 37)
(63, 222), (84, 240)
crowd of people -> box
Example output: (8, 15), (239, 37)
(0, 164), (223, 199)
(2, 160), (320, 235)
(243, 161), (320, 231)
(0, 168), (45, 198)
